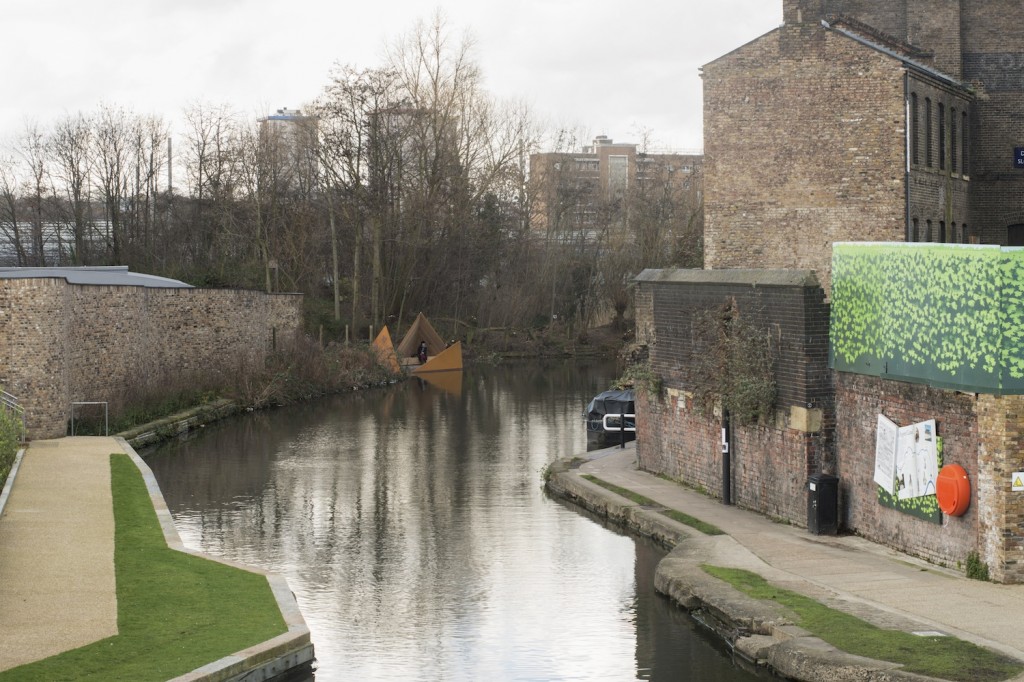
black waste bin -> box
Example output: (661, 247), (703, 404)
(807, 473), (839, 535)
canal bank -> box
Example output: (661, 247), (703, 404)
(0, 436), (313, 681)
(546, 444), (1024, 682)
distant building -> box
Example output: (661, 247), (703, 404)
(529, 136), (703, 236)
(258, 108), (319, 192)
(703, 0), (1024, 292)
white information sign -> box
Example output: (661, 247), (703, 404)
(895, 419), (938, 500)
(875, 415), (938, 499)
(874, 414), (899, 493)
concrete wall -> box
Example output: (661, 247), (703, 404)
(0, 278), (302, 438)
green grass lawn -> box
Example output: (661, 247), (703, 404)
(703, 565), (1024, 682)
(0, 454), (287, 682)
(581, 474), (724, 535)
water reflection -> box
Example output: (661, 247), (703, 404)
(146, 361), (764, 681)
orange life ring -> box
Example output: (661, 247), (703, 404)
(936, 464), (970, 517)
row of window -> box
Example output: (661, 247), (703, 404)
(909, 93), (968, 175)
(909, 218), (968, 244)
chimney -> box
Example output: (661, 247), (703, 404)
(783, 0), (825, 24)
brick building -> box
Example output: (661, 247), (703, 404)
(703, 0), (1024, 292)
(529, 136), (702, 238)
(635, 0), (1024, 581)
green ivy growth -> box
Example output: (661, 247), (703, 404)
(691, 300), (777, 426)
(965, 551), (990, 581)
(615, 360), (663, 397)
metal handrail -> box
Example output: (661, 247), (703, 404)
(1, 389), (26, 442)
(601, 413), (637, 433)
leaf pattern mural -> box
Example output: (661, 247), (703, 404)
(831, 243), (1024, 394)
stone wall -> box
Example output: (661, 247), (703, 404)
(0, 278), (302, 438)
(634, 269), (832, 526)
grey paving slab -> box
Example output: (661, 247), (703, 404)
(0, 437), (121, 672)
(578, 445), (1024, 662)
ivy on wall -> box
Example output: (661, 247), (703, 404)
(831, 243), (1024, 394)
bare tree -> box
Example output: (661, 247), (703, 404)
(94, 105), (135, 262)
(50, 113), (94, 264)
(0, 155), (28, 265)
(13, 123), (50, 265)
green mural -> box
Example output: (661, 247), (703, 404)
(831, 243), (1024, 394)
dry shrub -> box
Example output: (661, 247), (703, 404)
(229, 333), (398, 409)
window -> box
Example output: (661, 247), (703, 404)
(951, 222), (958, 243)
(951, 108), (958, 174)
(962, 224), (969, 244)
(910, 218), (920, 242)
(962, 110), (969, 176)
(911, 93), (919, 165)
(940, 221), (947, 243)
(939, 102), (946, 170)
(925, 98), (933, 167)
(926, 220), (933, 242)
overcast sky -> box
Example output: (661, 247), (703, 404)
(3, 1), (781, 152)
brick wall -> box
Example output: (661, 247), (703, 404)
(907, 75), (972, 242)
(835, 372), (980, 568)
(963, 0), (1024, 245)
(634, 270), (832, 525)
(977, 394), (1024, 583)
(0, 279), (302, 438)
(703, 23), (909, 294)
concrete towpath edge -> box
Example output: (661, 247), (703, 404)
(545, 458), (957, 682)
(117, 438), (315, 682)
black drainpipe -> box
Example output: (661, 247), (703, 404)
(721, 408), (732, 506)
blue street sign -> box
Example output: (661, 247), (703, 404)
(1016, 147), (1024, 169)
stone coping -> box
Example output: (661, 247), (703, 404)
(0, 447), (25, 518)
(546, 459), (963, 682)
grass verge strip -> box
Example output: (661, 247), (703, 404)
(0, 453), (287, 682)
(702, 565), (1023, 682)
(581, 474), (724, 535)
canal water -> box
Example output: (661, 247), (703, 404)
(144, 360), (768, 681)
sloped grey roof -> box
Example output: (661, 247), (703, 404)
(0, 266), (192, 288)
(635, 268), (820, 287)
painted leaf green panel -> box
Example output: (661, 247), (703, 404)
(831, 243), (1024, 395)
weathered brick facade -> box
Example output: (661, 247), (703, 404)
(635, 269), (832, 525)
(976, 394), (1024, 583)
(0, 278), (302, 438)
(703, 24), (909, 295)
(835, 373), (1024, 582)
(770, 0), (1024, 252)
(835, 373), (980, 567)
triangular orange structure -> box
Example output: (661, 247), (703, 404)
(412, 341), (463, 374)
(397, 313), (448, 359)
(371, 326), (402, 374)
